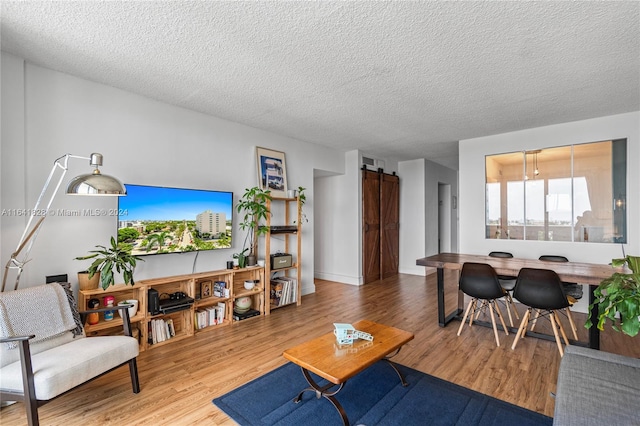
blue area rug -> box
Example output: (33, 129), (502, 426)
(213, 361), (553, 425)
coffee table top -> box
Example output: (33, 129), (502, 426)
(282, 320), (414, 384)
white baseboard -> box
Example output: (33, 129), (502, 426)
(314, 271), (362, 285)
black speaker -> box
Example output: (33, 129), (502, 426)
(46, 274), (68, 283)
(148, 288), (160, 315)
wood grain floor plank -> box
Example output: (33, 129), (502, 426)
(1, 273), (638, 425)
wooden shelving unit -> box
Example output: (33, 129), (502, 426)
(78, 283), (147, 347)
(78, 266), (264, 351)
(261, 196), (302, 315)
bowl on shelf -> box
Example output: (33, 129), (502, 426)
(234, 296), (252, 313)
(117, 299), (139, 319)
(244, 279), (259, 290)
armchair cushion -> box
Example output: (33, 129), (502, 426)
(0, 335), (139, 400)
(0, 283), (77, 349)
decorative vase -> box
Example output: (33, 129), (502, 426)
(78, 271), (100, 290)
(234, 296), (252, 313)
(117, 299), (139, 319)
(87, 298), (100, 325)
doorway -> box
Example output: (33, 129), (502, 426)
(438, 183), (452, 253)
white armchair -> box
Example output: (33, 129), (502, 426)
(0, 283), (140, 426)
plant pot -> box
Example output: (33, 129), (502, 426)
(78, 271), (100, 291)
(246, 254), (257, 267)
(117, 299), (139, 319)
(244, 280), (259, 290)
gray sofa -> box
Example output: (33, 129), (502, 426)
(554, 345), (640, 425)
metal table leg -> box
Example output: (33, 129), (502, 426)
(294, 367), (348, 425)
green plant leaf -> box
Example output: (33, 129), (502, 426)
(586, 255), (640, 337)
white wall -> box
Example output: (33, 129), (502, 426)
(314, 150), (362, 284)
(1, 54), (347, 296)
(459, 112), (640, 262)
(398, 158), (459, 276)
(459, 112), (639, 314)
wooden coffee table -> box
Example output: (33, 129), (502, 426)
(282, 320), (414, 425)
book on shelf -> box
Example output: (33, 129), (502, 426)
(270, 276), (297, 307)
(213, 281), (229, 298)
(149, 318), (176, 345)
(195, 302), (226, 330)
(166, 318), (175, 337)
(232, 308), (260, 321)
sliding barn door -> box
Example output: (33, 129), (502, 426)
(380, 173), (399, 279)
(362, 169), (400, 284)
(362, 170), (380, 284)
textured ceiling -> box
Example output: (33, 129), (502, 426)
(1, 1), (639, 170)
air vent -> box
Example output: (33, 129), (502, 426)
(362, 156), (384, 171)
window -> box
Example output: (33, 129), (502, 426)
(485, 139), (627, 243)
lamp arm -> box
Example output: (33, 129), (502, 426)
(1, 154), (90, 292)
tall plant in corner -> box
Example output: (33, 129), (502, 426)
(235, 187), (271, 267)
(75, 237), (144, 290)
(586, 255), (640, 337)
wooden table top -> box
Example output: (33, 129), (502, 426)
(416, 252), (625, 285)
(282, 320), (414, 384)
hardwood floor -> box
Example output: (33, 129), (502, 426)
(2, 272), (638, 425)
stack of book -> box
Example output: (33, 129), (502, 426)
(270, 276), (297, 307)
(148, 318), (175, 344)
(213, 281), (229, 298)
(232, 308), (260, 321)
(194, 302), (226, 329)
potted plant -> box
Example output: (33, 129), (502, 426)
(586, 255), (640, 337)
(235, 187), (272, 267)
(75, 236), (144, 290)
(296, 186), (308, 225)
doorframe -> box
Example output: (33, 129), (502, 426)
(438, 183), (452, 253)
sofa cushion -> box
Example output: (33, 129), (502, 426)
(0, 335), (139, 400)
(554, 345), (640, 425)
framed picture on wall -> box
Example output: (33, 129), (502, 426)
(256, 147), (288, 198)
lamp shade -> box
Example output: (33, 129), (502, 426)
(66, 170), (126, 195)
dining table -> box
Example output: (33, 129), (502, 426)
(416, 252), (624, 350)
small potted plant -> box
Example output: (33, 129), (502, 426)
(235, 187), (271, 267)
(296, 186), (308, 225)
(75, 237), (144, 290)
(586, 255), (640, 337)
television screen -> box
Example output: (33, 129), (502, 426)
(117, 184), (233, 256)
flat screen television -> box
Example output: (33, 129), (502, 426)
(117, 184), (233, 256)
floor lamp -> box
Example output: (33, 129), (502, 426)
(1, 153), (126, 292)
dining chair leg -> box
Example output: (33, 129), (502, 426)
(458, 299), (475, 336)
(493, 302), (509, 336)
(488, 300), (501, 346)
(508, 293), (520, 320)
(511, 308), (531, 350)
(469, 300), (480, 326)
(556, 313), (570, 346)
(503, 295), (514, 327)
(564, 307), (579, 340)
(530, 309), (541, 332)
(474, 300), (485, 321)
(549, 312), (565, 356)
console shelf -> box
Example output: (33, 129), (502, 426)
(78, 266), (264, 351)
